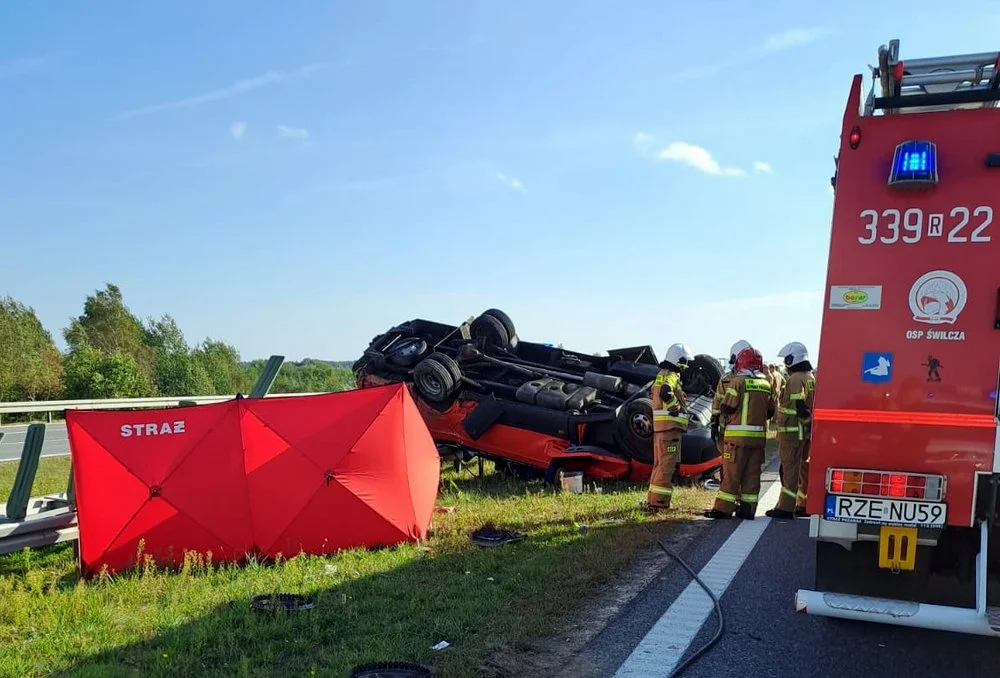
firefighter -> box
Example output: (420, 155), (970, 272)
(710, 340), (752, 445)
(705, 346), (776, 520)
(766, 363), (785, 440)
(768, 341), (816, 518)
(770, 363), (786, 395)
(645, 342), (693, 511)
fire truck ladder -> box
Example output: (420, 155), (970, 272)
(865, 38), (1000, 115)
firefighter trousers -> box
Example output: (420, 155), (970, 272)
(648, 431), (681, 508)
(712, 442), (765, 516)
(796, 440), (811, 511)
(775, 436), (808, 513)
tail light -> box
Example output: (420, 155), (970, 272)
(827, 468), (945, 502)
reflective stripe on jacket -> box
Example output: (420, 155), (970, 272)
(774, 370), (815, 440)
(652, 368), (688, 433)
(721, 372), (773, 444)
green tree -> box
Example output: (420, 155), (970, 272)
(250, 359), (355, 394)
(144, 314), (188, 355)
(143, 313), (215, 396)
(0, 296), (64, 401)
(63, 346), (150, 399)
(195, 339), (251, 395)
(153, 350), (215, 396)
(64, 283), (156, 391)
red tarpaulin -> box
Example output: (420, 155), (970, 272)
(66, 383), (440, 577)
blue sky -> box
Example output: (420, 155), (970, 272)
(2, 1), (998, 364)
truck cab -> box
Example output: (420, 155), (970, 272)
(795, 39), (1000, 636)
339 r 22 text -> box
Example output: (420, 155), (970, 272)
(858, 206), (993, 245)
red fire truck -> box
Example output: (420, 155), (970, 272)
(795, 39), (1000, 636)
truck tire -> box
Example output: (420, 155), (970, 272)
(386, 337), (428, 367)
(614, 397), (654, 464)
(471, 313), (511, 351)
(428, 351), (462, 385)
(413, 355), (459, 403)
(482, 309), (518, 348)
(683, 354), (724, 396)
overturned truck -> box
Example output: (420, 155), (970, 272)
(352, 308), (724, 484)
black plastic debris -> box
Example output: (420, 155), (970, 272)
(250, 593), (316, 614)
(470, 525), (526, 548)
(350, 661), (433, 677)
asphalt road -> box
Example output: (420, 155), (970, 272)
(0, 423), (70, 462)
(566, 458), (1000, 678)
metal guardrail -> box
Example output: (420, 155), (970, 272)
(0, 392), (328, 416)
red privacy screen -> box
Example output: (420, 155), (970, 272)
(66, 383), (440, 577)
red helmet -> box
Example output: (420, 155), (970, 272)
(735, 347), (764, 373)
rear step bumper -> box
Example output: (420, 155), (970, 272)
(794, 590), (1000, 637)
(797, 519), (1000, 637)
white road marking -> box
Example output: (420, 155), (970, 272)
(614, 477), (783, 678)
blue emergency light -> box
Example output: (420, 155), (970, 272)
(888, 140), (938, 190)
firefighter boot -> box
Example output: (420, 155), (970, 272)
(736, 502), (756, 520)
(766, 508), (795, 519)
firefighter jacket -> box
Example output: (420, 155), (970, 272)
(774, 370), (816, 439)
(711, 371), (733, 423)
(770, 369), (785, 400)
(652, 368), (688, 434)
(720, 370), (776, 446)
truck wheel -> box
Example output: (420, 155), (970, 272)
(682, 354), (724, 396)
(413, 355), (459, 403)
(427, 351), (462, 385)
(386, 337), (428, 367)
(471, 313), (511, 351)
(482, 309), (518, 348)
(614, 397), (654, 464)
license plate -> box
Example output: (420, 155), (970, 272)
(824, 494), (947, 527)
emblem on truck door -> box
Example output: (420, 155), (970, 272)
(909, 270), (967, 325)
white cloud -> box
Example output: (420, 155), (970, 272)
(230, 121), (247, 141)
(496, 172), (527, 192)
(657, 142), (744, 177)
(108, 61), (335, 121)
(277, 124), (309, 141)
(753, 161), (774, 174)
(763, 28), (830, 52)
(633, 132), (655, 154)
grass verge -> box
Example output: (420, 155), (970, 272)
(0, 455), (72, 502)
(0, 456), (712, 677)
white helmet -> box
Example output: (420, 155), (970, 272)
(728, 339), (752, 366)
(777, 341), (809, 368)
(664, 342), (694, 367)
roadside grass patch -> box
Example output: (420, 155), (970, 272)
(0, 455), (72, 502)
(0, 456), (711, 677)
